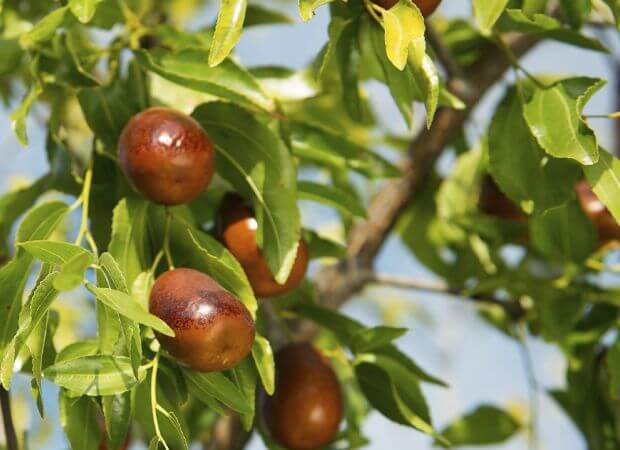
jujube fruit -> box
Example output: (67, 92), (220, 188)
(149, 268), (255, 372)
(260, 343), (343, 450)
(119, 107), (215, 205)
(371, 0), (441, 16)
(218, 194), (309, 298)
(576, 179), (620, 245)
(479, 175), (527, 223)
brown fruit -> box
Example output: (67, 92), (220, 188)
(261, 343), (343, 450)
(218, 194), (309, 298)
(479, 175), (527, 223)
(372, 0), (440, 15)
(119, 107), (215, 205)
(575, 180), (620, 245)
(149, 268), (255, 372)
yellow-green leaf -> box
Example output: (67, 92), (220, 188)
(209, 0), (248, 67)
(383, 0), (425, 71)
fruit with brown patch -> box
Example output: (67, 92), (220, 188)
(119, 107), (215, 205)
(261, 343), (343, 450)
(149, 268), (255, 372)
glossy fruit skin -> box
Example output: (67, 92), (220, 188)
(149, 268), (255, 372)
(261, 343), (343, 450)
(372, 0), (440, 15)
(119, 107), (215, 206)
(575, 180), (620, 245)
(218, 194), (309, 298)
(479, 175), (527, 223)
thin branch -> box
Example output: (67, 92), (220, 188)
(425, 22), (466, 81)
(516, 323), (540, 450)
(0, 387), (18, 450)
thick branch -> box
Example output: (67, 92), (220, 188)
(0, 387), (18, 450)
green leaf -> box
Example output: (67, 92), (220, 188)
(602, 0), (620, 28)
(18, 240), (93, 266)
(352, 326), (408, 353)
(185, 370), (253, 414)
(1, 272), (60, 389)
(608, 338), (620, 399)
(86, 285), (175, 337)
(136, 49), (275, 112)
(488, 88), (579, 213)
(20, 6), (71, 48)
(383, 0), (425, 71)
(69, 0), (103, 23)
(244, 5), (294, 26)
(60, 394), (101, 450)
(289, 121), (400, 178)
(435, 405), (520, 447)
(109, 196), (150, 287)
(11, 80), (42, 146)
(45, 355), (145, 396)
(252, 334), (275, 395)
(355, 354), (440, 439)
(560, 0), (591, 29)
(583, 149), (620, 225)
(498, 10), (607, 52)
(250, 66), (319, 102)
(187, 227), (257, 317)
(530, 199), (595, 264)
(303, 229), (346, 259)
(192, 102), (300, 283)
(209, 0), (248, 67)
(473, 0), (509, 33)
(102, 393), (131, 450)
(56, 340), (99, 364)
(231, 359), (257, 430)
(523, 77), (605, 165)
(299, 0), (333, 21)
(297, 181), (366, 218)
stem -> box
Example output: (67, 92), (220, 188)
(0, 387), (18, 450)
(74, 159), (98, 256)
(516, 323), (539, 450)
(495, 35), (547, 90)
(150, 353), (169, 450)
(163, 209), (175, 270)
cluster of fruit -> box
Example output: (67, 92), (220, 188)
(119, 108), (337, 450)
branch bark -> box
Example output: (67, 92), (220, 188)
(0, 387), (18, 450)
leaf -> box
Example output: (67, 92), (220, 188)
(54, 252), (92, 292)
(252, 334), (275, 395)
(20, 6), (71, 48)
(1, 272), (60, 389)
(608, 338), (620, 399)
(56, 341), (99, 364)
(288, 121), (400, 178)
(45, 355), (145, 396)
(18, 240), (92, 266)
(250, 66), (319, 102)
(209, 0), (248, 67)
(583, 149), (620, 225)
(102, 393), (131, 450)
(602, 0), (620, 28)
(299, 0), (333, 21)
(297, 181), (366, 217)
(303, 229), (346, 260)
(109, 196), (150, 287)
(231, 359), (257, 430)
(523, 77), (606, 165)
(136, 49), (274, 112)
(86, 285), (175, 337)
(488, 88), (579, 213)
(435, 405), (520, 447)
(185, 370), (253, 414)
(59, 394), (101, 450)
(192, 102), (300, 283)
(244, 5), (294, 26)
(69, 0), (103, 23)
(352, 326), (408, 353)
(498, 10), (607, 52)
(383, 0), (425, 71)
(10, 80), (42, 146)
(187, 227), (258, 317)
(473, 0), (509, 33)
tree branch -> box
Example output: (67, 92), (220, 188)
(0, 387), (18, 450)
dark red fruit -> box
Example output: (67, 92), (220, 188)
(119, 107), (215, 205)
(218, 194), (309, 298)
(372, 0), (441, 16)
(479, 175), (527, 223)
(149, 268), (255, 372)
(261, 343), (343, 450)
(576, 180), (620, 245)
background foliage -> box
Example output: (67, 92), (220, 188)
(1, 0), (620, 449)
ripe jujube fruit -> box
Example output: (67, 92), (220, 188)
(261, 343), (343, 450)
(218, 194), (309, 298)
(575, 180), (620, 245)
(372, 0), (441, 16)
(479, 175), (527, 223)
(119, 107), (215, 206)
(149, 268), (255, 372)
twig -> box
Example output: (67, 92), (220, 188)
(516, 323), (540, 450)
(0, 387), (18, 450)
